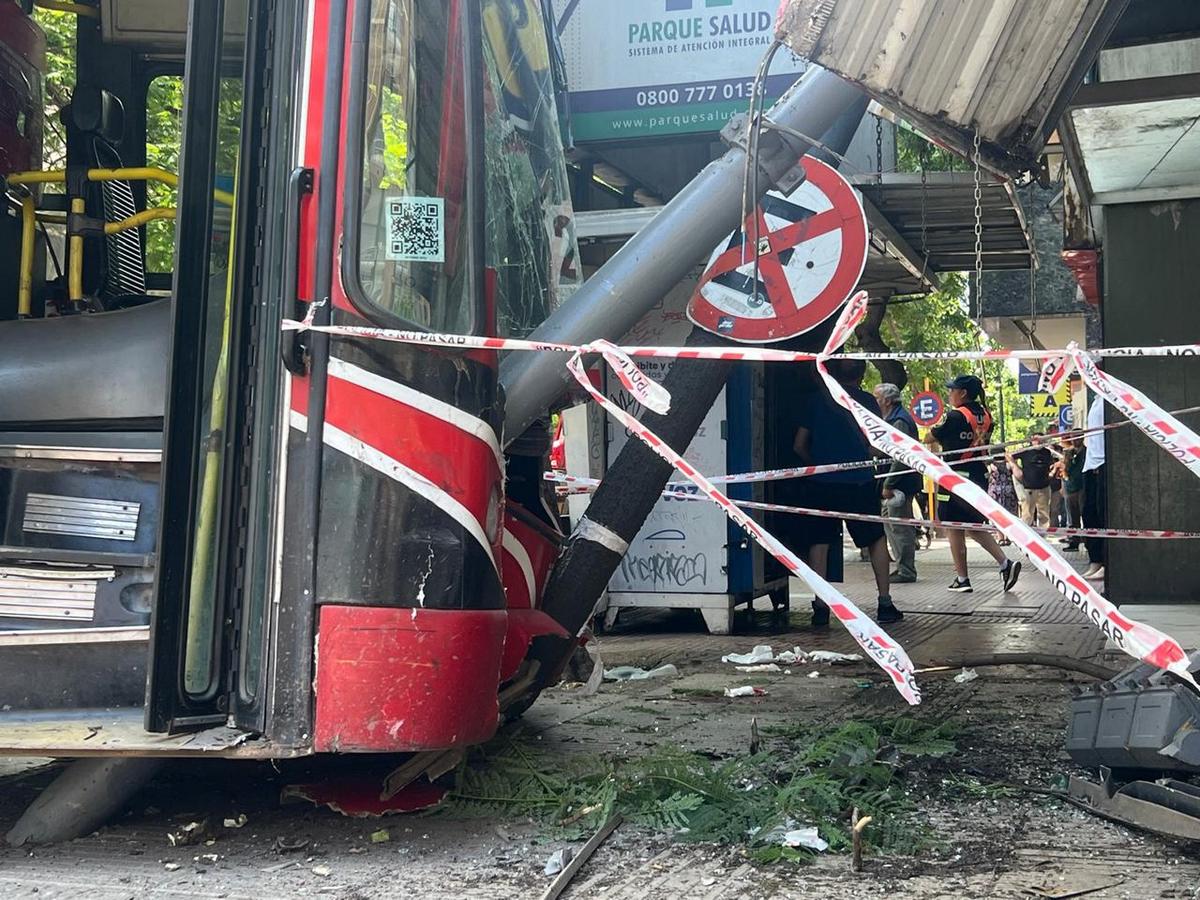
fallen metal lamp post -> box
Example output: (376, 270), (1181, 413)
(499, 65), (866, 444)
(512, 70), (868, 685)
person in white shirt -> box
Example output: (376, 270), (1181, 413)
(1081, 394), (1107, 581)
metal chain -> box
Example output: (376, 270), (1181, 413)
(918, 144), (929, 277)
(875, 114), (883, 175)
(971, 130), (988, 385)
(972, 129), (983, 322)
(1027, 179), (1038, 344)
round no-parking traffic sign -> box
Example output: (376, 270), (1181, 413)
(687, 157), (868, 343)
(910, 391), (945, 427)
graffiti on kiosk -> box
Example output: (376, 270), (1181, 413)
(618, 550), (709, 588)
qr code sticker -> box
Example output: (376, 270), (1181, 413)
(386, 196), (445, 263)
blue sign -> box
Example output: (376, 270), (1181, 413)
(1059, 404), (1075, 431)
(1018, 362), (1041, 394)
(910, 391), (945, 427)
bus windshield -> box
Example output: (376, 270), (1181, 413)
(353, 0), (477, 334)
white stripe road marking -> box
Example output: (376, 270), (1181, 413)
(327, 357), (504, 474)
(502, 528), (537, 605)
(290, 411), (497, 572)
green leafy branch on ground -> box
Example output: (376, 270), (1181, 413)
(441, 717), (959, 864)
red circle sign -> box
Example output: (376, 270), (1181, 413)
(687, 157), (868, 343)
(910, 391), (945, 427)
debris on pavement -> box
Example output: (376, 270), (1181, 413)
(162, 862), (181, 872)
(724, 685), (768, 697)
(581, 643), (604, 696)
(563, 635), (604, 695)
(722, 646), (860, 666)
(260, 860), (301, 874)
(807, 651), (862, 664)
(1025, 877), (1126, 899)
(735, 663), (782, 673)
(754, 819), (829, 852)
(603, 664), (679, 681)
(721, 645), (776, 665)
(954, 668), (980, 684)
(271, 836), (310, 854)
(807, 671), (821, 678)
(222, 814), (248, 829)
(851, 808), (872, 871)
(370, 828), (391, 844)
(782, 826), (829, 852)
(541, 815), (623, 900)
(167, 820), (209, 847)
(311, 864), (332, 877)
(543, 847), (574, 876)
(381, 749), (464, 800)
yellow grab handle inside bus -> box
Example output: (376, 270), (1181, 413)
(68, 197), (85, 303)
(105, 207), (177, 234)
(5, 167), (234, 207)
(18, 198), (35, 317)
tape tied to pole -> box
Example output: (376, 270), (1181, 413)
(282, 292), (1200, 697)
(817, 293), (1196, 688)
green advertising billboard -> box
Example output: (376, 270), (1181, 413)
(553, 0), (808, 142)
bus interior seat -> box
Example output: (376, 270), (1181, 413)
(62, 86), (152, 309)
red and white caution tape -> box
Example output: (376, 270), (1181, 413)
(561, 349), (921, 705)
(283, 301), (1200, 688)
(282, 316), (1200, 365)
(547, 401), (1200, 490)
(1063, 349), (1200, 482)
(545, 457), (886, 488)
(552, 474), (1200, 539)
(818, 293), (1196, 687)
(591, 339), (672, 415)
(654, 492), (1200, 541)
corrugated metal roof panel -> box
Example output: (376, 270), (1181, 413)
(777, 0), (1129, 174)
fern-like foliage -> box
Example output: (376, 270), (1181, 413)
(439, 718), (959, 864)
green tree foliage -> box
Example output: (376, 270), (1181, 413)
(874, 274), (977, 394)
(377, 88), (410, 190)
(31, 12), (242, 274)
(895, 125), (969, 174)
(874, 128), (1033, 439)
(445, 718), (956, 864)
(32, 8), (74, 169)
(864, 278), (1033, 440)
(144, 76), (185, 271)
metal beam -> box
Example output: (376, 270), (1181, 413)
(498, 66), (865, 445)
(574, 207), (661, 242)
(859, 193), (940, 292)
(1092, 185), (1200, 205)
(1068, 72), (1200, 109)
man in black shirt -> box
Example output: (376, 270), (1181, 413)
(931, 375), (1022, 594)
(792, 359), (903, 625)
(1008, 432), (1053, 526)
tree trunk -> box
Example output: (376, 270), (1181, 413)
(855, 296), (907, 389)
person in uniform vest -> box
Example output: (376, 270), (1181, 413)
(931, 374), (1023, 594)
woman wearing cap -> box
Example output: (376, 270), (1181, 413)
(931, 375), (1022, 593)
